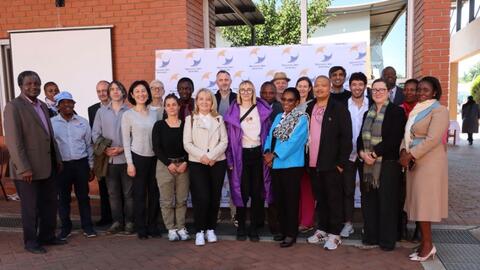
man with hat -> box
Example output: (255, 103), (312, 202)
(271, 72), (290, 102)
(51, 91), (97, 240)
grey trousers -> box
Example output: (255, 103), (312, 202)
(106, 163), (134, 224)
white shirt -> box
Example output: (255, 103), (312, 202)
(389, 86), (398, 102)
(240, 106), (261, 148)
(348, 97), (369, 161)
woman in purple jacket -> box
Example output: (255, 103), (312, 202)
(224, 80), (272, 242)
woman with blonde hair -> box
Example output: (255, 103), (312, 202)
(183, 88), (228, 246)
(224, 80), (272, 242)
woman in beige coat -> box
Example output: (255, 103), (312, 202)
(400, 76), (449, 262)
(183, 88), (228, 247)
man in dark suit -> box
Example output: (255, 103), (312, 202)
(4, 71), (65, 254)
(214, 70), (237, 117)
(381, 66), (404, 105)
(88, 80), (113, 226)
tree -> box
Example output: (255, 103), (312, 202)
(220, 0), (331, 46)
(461, 62), (480, 83)
(471, 75), (480, 103)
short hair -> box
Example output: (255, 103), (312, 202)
(260, 81), (276, 93)
(108, 80), (127, 99)
(237, 80), (257, 105)
(419, 76), (442, 100)
(283, 87), (301, 101)
(349, 72), (367, 86)
(404, 78), (419, 86)
(382, 66), (396, 75)
(193, 88), (219, 117)
(150, 79), (164, 88)
(328, 66), (346, 77)
(371, 78), (388, 88)
(18, 71), (41, 87)
(127, 80), (152, 105)
(314, 75), (330, 84)
(216, 70), (231, 77)
(295, 76), (314, 101)
(177, 77), (194, 91)
(163, 93), (180, 107)
(43, 81), (58, 90)
(97, 80), (109, 88)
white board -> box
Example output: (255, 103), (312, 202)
(9, 26), (113, 118)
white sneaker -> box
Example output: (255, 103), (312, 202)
(324, 234), (342, 250)
(168, 229), (180, 241)
(206, 230), (217, 243)
(177, 228), (191, 241)
(340, 223), (354, 238)
(195, 231), (205, 246)
(307, 229), (328, 244)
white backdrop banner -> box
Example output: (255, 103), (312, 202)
(156, 42), (367, 207)
(155, 42), (367, 95)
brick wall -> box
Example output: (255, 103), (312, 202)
(413, 0), (451, 105)
(0, 0), (215, 85)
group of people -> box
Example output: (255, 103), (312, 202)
(4, 66), (449, 263)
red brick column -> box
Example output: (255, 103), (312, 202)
(412, 0), (451, 105)
(0, 0), (215, 84)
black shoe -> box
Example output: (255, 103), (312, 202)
(237, 227), (247, 241)
(39, 238), (67, 246)
(138, 233), (148, 240)
(273, 234), (285, 242)
(280, 237), (296, 248)
(57, 230), (71, 241)
(249, 228), (260, 242)
(95, 219), (113, 227)
(148, 228), (162, 238)
(25, 246), (47, 254)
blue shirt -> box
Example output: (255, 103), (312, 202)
(92, 103), (129, 164)
(51, 114), (94, 168)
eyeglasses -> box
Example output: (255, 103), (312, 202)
(239, 88), (253, 94)
(371, 88), (388, 94)
(281, 97), (296, 103)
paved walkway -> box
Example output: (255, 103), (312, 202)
(0, 230), (422, 270)
(1, 138), (479, 270)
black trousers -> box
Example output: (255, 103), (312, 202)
(309, 168), (344, 235)
(131, 153), (159, 235)
(342, 160), (360, 222)
(15, 177), (57, 248)
(236, 147), (264, 228)
(468, 133), (473, 142)
(398, 171), (408, 240)
(189, 160), (227, 232)
(97, 176), (112, 222)
(56, 158), (94, 232)
(272, 167), (303, 238)
(361, 161), (401, 250)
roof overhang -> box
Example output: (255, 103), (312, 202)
(327, 0), (407, 43)
(214, 0), (265, 27)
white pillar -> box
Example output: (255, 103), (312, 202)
(300, 0), (307, 44)
(406, 0), (414, 78)
(203, 0), (210, 48)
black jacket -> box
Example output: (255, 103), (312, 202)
(88, 102), (101, 128)
(306, 97), (352, 171)
(357, 102), (406, 161)
(215, 90), (237, 108)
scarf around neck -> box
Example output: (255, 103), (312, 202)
(273, 108), (306, 142)
(404, 99), (439, 151)
(361, 100), (389, 189)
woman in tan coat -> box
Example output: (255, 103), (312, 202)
(400, 76), (449, 262)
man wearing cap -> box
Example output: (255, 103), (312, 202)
(51, 92), (97, 240)
(271, 72), (290, 102)
(4, 71), (64, 254)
